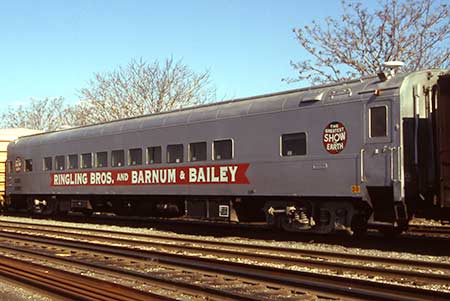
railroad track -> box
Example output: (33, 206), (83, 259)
(0, 222), (323, 300)
(408, 224), (450, 236)
(1, 219), (449, 285)
(0, 254), (168, 301)
(0, 219), (449, 300)
(7, 211), (450, 240)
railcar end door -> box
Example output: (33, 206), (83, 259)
(363, 102), (393, 186)
(362, 100), (404, 223)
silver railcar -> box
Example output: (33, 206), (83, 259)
(5, 68), (450, 234)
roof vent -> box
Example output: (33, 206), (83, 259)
(377, 61), (404, 81)
(300, 91), (324, 103)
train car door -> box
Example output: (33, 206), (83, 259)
(363, 102), (393, 186)
(363, 100), (402, 223)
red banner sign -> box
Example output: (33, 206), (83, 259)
(51, 163), (250, 186)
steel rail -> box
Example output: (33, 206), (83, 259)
(0, 237), (322, 301)
(0, 254), (167, 301)
(408, 224), (450, 235)
(1, 220), (449, 274)
(0, 229), (448, 301)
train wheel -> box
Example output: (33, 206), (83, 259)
(26, 197), (35, 215)
(351, 215), (368, 237)
(42, 199), (57, 216)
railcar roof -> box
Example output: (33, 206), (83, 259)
(10, 70), (444, 147)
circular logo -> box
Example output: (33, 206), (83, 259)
(323, 121), (347, 154)
(14, 157), (22, 172)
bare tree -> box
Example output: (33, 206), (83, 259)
(287, 0), (450, 84)
(0, 97), (72, 131)
(71, 57), (215, 125)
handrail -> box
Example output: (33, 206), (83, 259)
(390, 147), (395, 182)
(397, 146), (402, 182)
(360, 148), (365, 182)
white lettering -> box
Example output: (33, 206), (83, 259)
(117, 173), (128, 182)
(152, 169), (159, 183)
(189, 168), (196, 182)
(53, 172), (90, 186)
(52, 165), (246, 186)
(131, 171), (138, 184)
(197, 168), (205, 182)
(168, 169), (176, 183)
(211, 167), (219, 182)
(145, 170), (151, 183)
(228, 166), (238, 182)
(160, 169), (167, 183)
(138, 170), (144, 184)
(219, 166), (228, 182)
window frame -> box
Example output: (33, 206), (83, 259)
(43, 157), (52, 171)
(128, 148), (143, 166)
(280, 132), (307, 157)
(212, 138), (234, 161)
(188, 141), (207, 162)
(369, 105), (389, 138)
(55, 155), (65, 170)
(68, 154), (79, 170)
(111, 149), (125, 167)
(25, 159), (33, 172)
(166, 144), (184, 164)
(80, 153), (93, 169)
(96, 151), (108, 168)
(146, 146), (162, 164)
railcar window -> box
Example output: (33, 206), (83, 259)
(189, 142), (207, 162)
(111, 150), (125, 167)
(167, 144), (183, 163)
(55, 156), (65, 170)
(43, 157), (52, 171)
(213, 139), (233, 160)
(370, 106), (387, 137)
(25, 159), (32, 172)
(129, 148), (142, 165)
(96, 152), (108, 168)
(68, 154), (78, 169)
(281, 133), (306, 156)
(147, 146), (161, 164)
(81, 153), (93, 169)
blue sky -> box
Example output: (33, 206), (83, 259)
(0, 1), (359, 110)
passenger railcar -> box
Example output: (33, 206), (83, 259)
(0, 128), (42, 208)
(4, 67), (450, 234)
